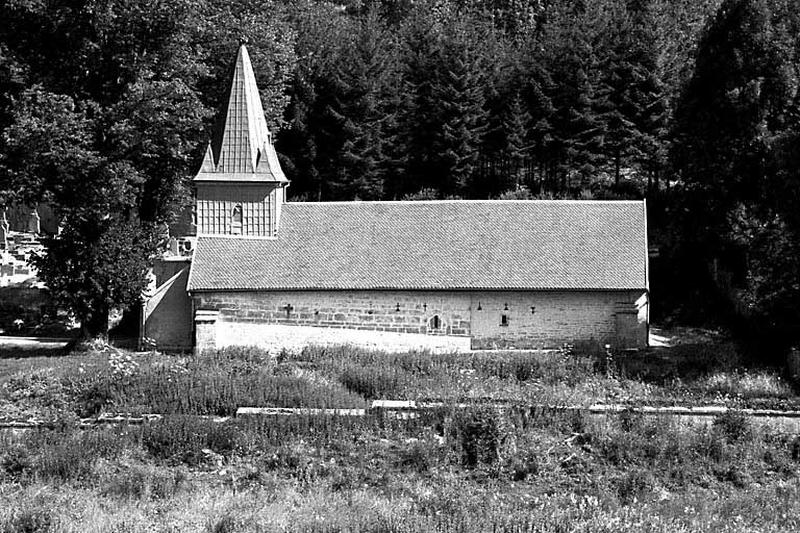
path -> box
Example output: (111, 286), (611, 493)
(0, 336), (72, 349)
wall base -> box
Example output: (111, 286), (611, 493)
(215, 321), (471, 354)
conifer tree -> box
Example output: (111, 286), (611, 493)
(671, 0), (791, 238)
(278, 0), (350, 200)
(500, 93), (532, 192)
(330, 7), (400, 200)
(396, 6), (444, 197)
(538, 1), (605, 193)
(432, 29), (489, 196)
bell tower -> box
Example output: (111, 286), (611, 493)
(193, 44), (289, 237)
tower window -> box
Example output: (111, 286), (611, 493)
(231, 204), (243, 235)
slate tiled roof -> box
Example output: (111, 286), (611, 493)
(187, 200), (648, 292)
(194, 45), (287, 183)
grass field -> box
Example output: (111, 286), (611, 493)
(1, 337), (797, 421)
(1, 335), (800, 532)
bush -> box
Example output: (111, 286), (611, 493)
(1, 507), (54, 533)
(613, 468), (655, 505)
(96, 354), (366, 415)
(473, 352), (539, 382)
(206, 510), (255, 533)
(1, 369), (70, 420)
(141, 416), (240, 465)
(101, 462), (188, 500)
(338, 363), (406, 399)
(10, 427), (125, 483)
(713, 410), (753, 443)
(214, 346), (274, 365)
(509, 451), (539, 481)
(1, 446), (31, 480)
(451, 407), (512, 467)
(397, 438), (442, 473)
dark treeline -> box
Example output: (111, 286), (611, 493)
(280, 0), (719, 202)
(1, 0), (799, 355)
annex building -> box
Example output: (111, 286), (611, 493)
(142, 45), (650, 354)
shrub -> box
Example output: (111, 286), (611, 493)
(509, 451), (539, 481)
(716, 465), (752, 488)
(101, 462), (188, 500)
(613, 468), (655, 505)
(339, 363), (405, 399)
(1, 507), (54, 533)
(206, 511), (251, 533)
(1, 369), (70, 420)
(1, 446), (31, 480)
(451, 407), (512, 467)
(100, 355), (366, 415)
(699, 370), (794, 399)
(214, 346), (274, 365)
(473, 352), (539, 382)
(11, 427), (125, 483)
(713, 410), (753, 443)
(397, 438), (442, 473)
(695, 428), (730, 464)
(141, 416), (240, 465)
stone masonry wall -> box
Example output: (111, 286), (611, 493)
(192, 289), (648, 352)
(469, 290), (646, 349)
(194, 290), (472, 336)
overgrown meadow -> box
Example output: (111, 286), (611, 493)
(1, 342), (800, 532)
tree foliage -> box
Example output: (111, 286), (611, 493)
(2, 0), (800, 350)
(0, 0), (295, 336)
(670, 0), (800, 352)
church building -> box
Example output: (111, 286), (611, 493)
(141, 45), (650, 354)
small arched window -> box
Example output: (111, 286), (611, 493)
(231, 204), (243, 235)
(428, 315), (442, 331)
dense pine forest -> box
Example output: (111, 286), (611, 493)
(1, 0), (800, 355)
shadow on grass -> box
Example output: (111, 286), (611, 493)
(619, 339), (800, 404)
(0, 345), (72, 360)
(619, 343), (743, 384)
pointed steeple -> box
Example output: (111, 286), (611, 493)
(195, 44), (287, 183)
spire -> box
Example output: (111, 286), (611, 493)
(195, 44), (287, 182)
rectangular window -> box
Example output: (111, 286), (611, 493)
(500, 314), (509, 327)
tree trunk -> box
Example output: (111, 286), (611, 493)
(80, 304), (110, 340)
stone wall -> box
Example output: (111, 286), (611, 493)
(192, 289), (648, 353)
(194, 290), (472, 335)
(469, 291), (647, 349)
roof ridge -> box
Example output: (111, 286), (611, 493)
(283, 199), (645, 206)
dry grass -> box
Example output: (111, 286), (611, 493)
(2, 331), (799, 531)
(1, 449), (799, 532)
(696, 370), (794, 400)
(2, 340), (799, 423)
(1, 402), (798, 530)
